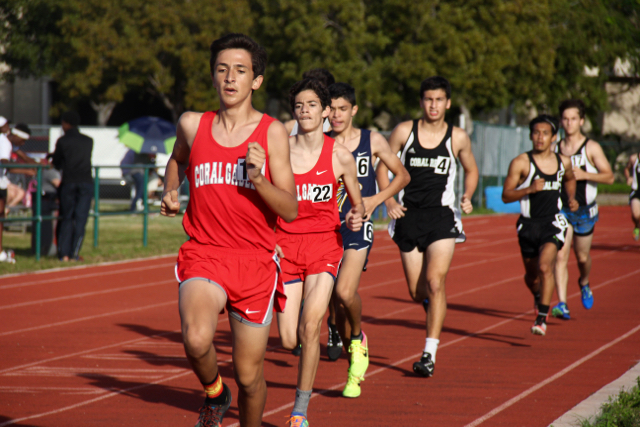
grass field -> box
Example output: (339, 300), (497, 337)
(580, 377), (640, 427)
(0, 213), (188, 275)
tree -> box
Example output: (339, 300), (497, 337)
(1, 0), (253, 124)
(546, 0), (640, 122)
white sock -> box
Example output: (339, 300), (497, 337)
(424, 338), (440, 363)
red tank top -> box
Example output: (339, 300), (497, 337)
(277, 134), (340, 234)
(181, 111), (278, 252)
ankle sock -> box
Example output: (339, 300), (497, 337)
(424, 338), (439, 363)
(351, 331), (363, 341)
(203, 373), (226, 404)
(292, 388), (312, 417)
(537, 304), (549, 322)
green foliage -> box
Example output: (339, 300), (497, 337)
(1, 1), (639, 127)
(598, 182), (631, 194)
(580, 377), (640, 427)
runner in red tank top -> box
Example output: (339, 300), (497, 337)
(275, 78), (364, 426)
(160, 34), (297, 427)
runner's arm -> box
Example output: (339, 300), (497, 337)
(453, 127), (479, 214)
(161, 112), (197, 217)
(334, 143), (364, 229)
(249, 121), (298, 223)
(366, 131), (410, 219)
(573, 141), (614, 184)
(624, 154), (637, 186)
(376, 121), (412, 219)
(561, 155), (579, 212)
(502, 154), (538, 203)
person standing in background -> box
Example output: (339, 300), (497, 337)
(31, 158), (61, 256)
(51, 111), (94, 262)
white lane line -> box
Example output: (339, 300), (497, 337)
(0, 386), (107, 395)
(0, 280), (174, 311)
(0, 340), (277, 427)
(2, 266), (637, 426)
(463, 323), (640, 427)
(0, 260), (175, 290)
(0, 301), (176, 338)
(0, 253), (176, 281)
(240, 267), (640, 426)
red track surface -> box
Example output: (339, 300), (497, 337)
(1, 206), (638, 427)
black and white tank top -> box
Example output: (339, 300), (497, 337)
(398, 120), (456, 209)
(517, 151), (565, 219)
(555, 138), (597, 206)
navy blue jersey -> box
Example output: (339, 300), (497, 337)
(336, 129), (377, 220)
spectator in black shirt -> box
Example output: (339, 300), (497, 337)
(51, 111), (93, 261)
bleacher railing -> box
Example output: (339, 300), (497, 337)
(0, 164), (159, 261)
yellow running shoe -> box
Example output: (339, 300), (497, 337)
(633, 228), (639, 241)
(342, 332), (369, 398)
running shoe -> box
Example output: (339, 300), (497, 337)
(422, 298), (429, 313)
(0, 249), (16, 264)
(326, 319), (343, 361)
(291, 344), (302, 356)
(194, 383), (231, 427)
(286, 414), (309, 427)
(343, 332), (369, 398)
(580, 283), (594, 310)
(551, 302), (571, 320)
(412, 351), (435, 377)
(530, 318), (547, 336)
(633, 228), (639, 241)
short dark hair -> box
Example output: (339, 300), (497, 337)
(302, 68), (335, 88)
(328, 83), (356, 106)
(559, 99), (586, 119)
(14, 123), (31, 135)
(529, 114), (559, 135)
(209, 33), (267, 78)
(289, 78), (331, 113)
(420, 76), (451, 99)
(61, 111), (80, 127)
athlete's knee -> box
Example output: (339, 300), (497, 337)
(538, 261), (554, 278)
(426, 277), (446, 296)
(575, 252), (590, 265)
(335, 286), (356, 307)
(280, 333), (297, 350)
(182, 325), (214, 359)
(298, 318), (321, 345)
(234, 363), (265, 394)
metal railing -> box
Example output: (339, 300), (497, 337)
(0, 164), (160, 261)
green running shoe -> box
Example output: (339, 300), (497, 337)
(342, 332), (369, 398)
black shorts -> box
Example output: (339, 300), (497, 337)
(630, 190), (640, 204)
(0, 188), (6, 200)
(516, 215), (567, 258)
(340, 220), (373, 271)
(390, 206), (460, 253)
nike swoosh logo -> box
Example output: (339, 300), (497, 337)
(245, 309), (260, 314)
(327, 264), (335, 268)
(357, 152), (367, 156)
(316, 170), (327, 175)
